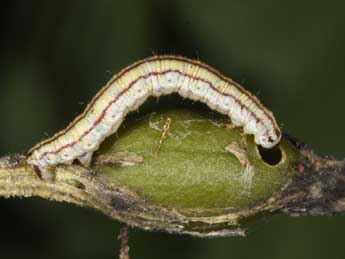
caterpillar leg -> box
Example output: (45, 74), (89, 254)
(226, 122), (237, 130)
(78, 152), (93, 167)
(33, 165), (55, 182)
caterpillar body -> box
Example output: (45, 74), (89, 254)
(27, 56), (281, 172)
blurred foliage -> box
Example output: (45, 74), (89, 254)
(0, 0), (345, 258)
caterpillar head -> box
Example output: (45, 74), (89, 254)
(255, 128), (281, 149)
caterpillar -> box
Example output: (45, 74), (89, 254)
(27, 55), (281, 172)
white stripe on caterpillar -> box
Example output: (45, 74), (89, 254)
(27, 55), (281, 171)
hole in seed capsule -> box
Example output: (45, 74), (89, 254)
(258, 145), (282, 166)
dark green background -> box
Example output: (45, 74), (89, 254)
(1, 1), (345, 258)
